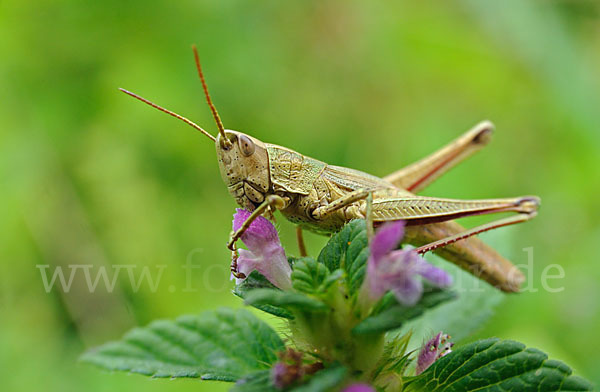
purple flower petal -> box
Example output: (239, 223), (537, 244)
(392, 275), (423, 306)
(365, 250), (411, 301)
(233, 208), (280, 250)
(232, 209), (292, 290)
(360, 222), (452, 308)
(342, 383), (376, 392)
(236, 249), (260, 277)
(369, 221), (404, 262)
(414, 257), (453, 287)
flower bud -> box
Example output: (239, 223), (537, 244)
(416, 332), (453, 375)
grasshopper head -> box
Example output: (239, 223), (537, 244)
(216, 130), (271, 209)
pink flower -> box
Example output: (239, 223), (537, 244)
(361, 221), (452, 307)
(232, 209), (292, 290)
(416, 332), (454, 375)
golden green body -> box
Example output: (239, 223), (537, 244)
(120, 57), (539, 293)
(215, 126), (539, 293)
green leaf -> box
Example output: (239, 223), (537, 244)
(352, 288), (457, 335)
(234, 271), (294, 319)
(317, 219), (369, 294)
(292, 257), (341, 295)
(291, 364), (348, 392)
(405, 338), (594, 391)
(81, 308), (285, 381)
(244, 288), (328, 312)
(372, 332), (413, 380)
(231, 370), (278, 392)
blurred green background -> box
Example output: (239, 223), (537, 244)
(1, 0), (599, 390)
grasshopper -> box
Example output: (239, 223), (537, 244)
(120, 47), (539, 292)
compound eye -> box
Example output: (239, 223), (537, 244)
(239, 134), (255, 157)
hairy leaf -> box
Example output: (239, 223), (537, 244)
(292, 257), (342, 295)
(317, 219), (369, 294)
(234, 271), (294, 319)
(81, 308), (284, 381)
(352, 288), (457, 335)
(244, 288), (328, 312)
(405, 338), (593, 391)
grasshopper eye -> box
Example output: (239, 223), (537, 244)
(239, 134), (255, 157)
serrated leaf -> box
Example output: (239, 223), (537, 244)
(291, 257), (341, 295)
(244, 288), (328, 312)
(322, 269), (343, 289)
(234, 271), (294, 319)
(405, 338), (594, 391)
(352, 288), (457, 335)
(81, 308), (285, 381)
(318, 219), (369, 294)
(231, 370), (277, 392)
(292, 364), (348, 392)
(291, 257), (330, 293)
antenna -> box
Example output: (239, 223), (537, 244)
(192, 45), (231, 148)
(119, 88), (216, 142)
